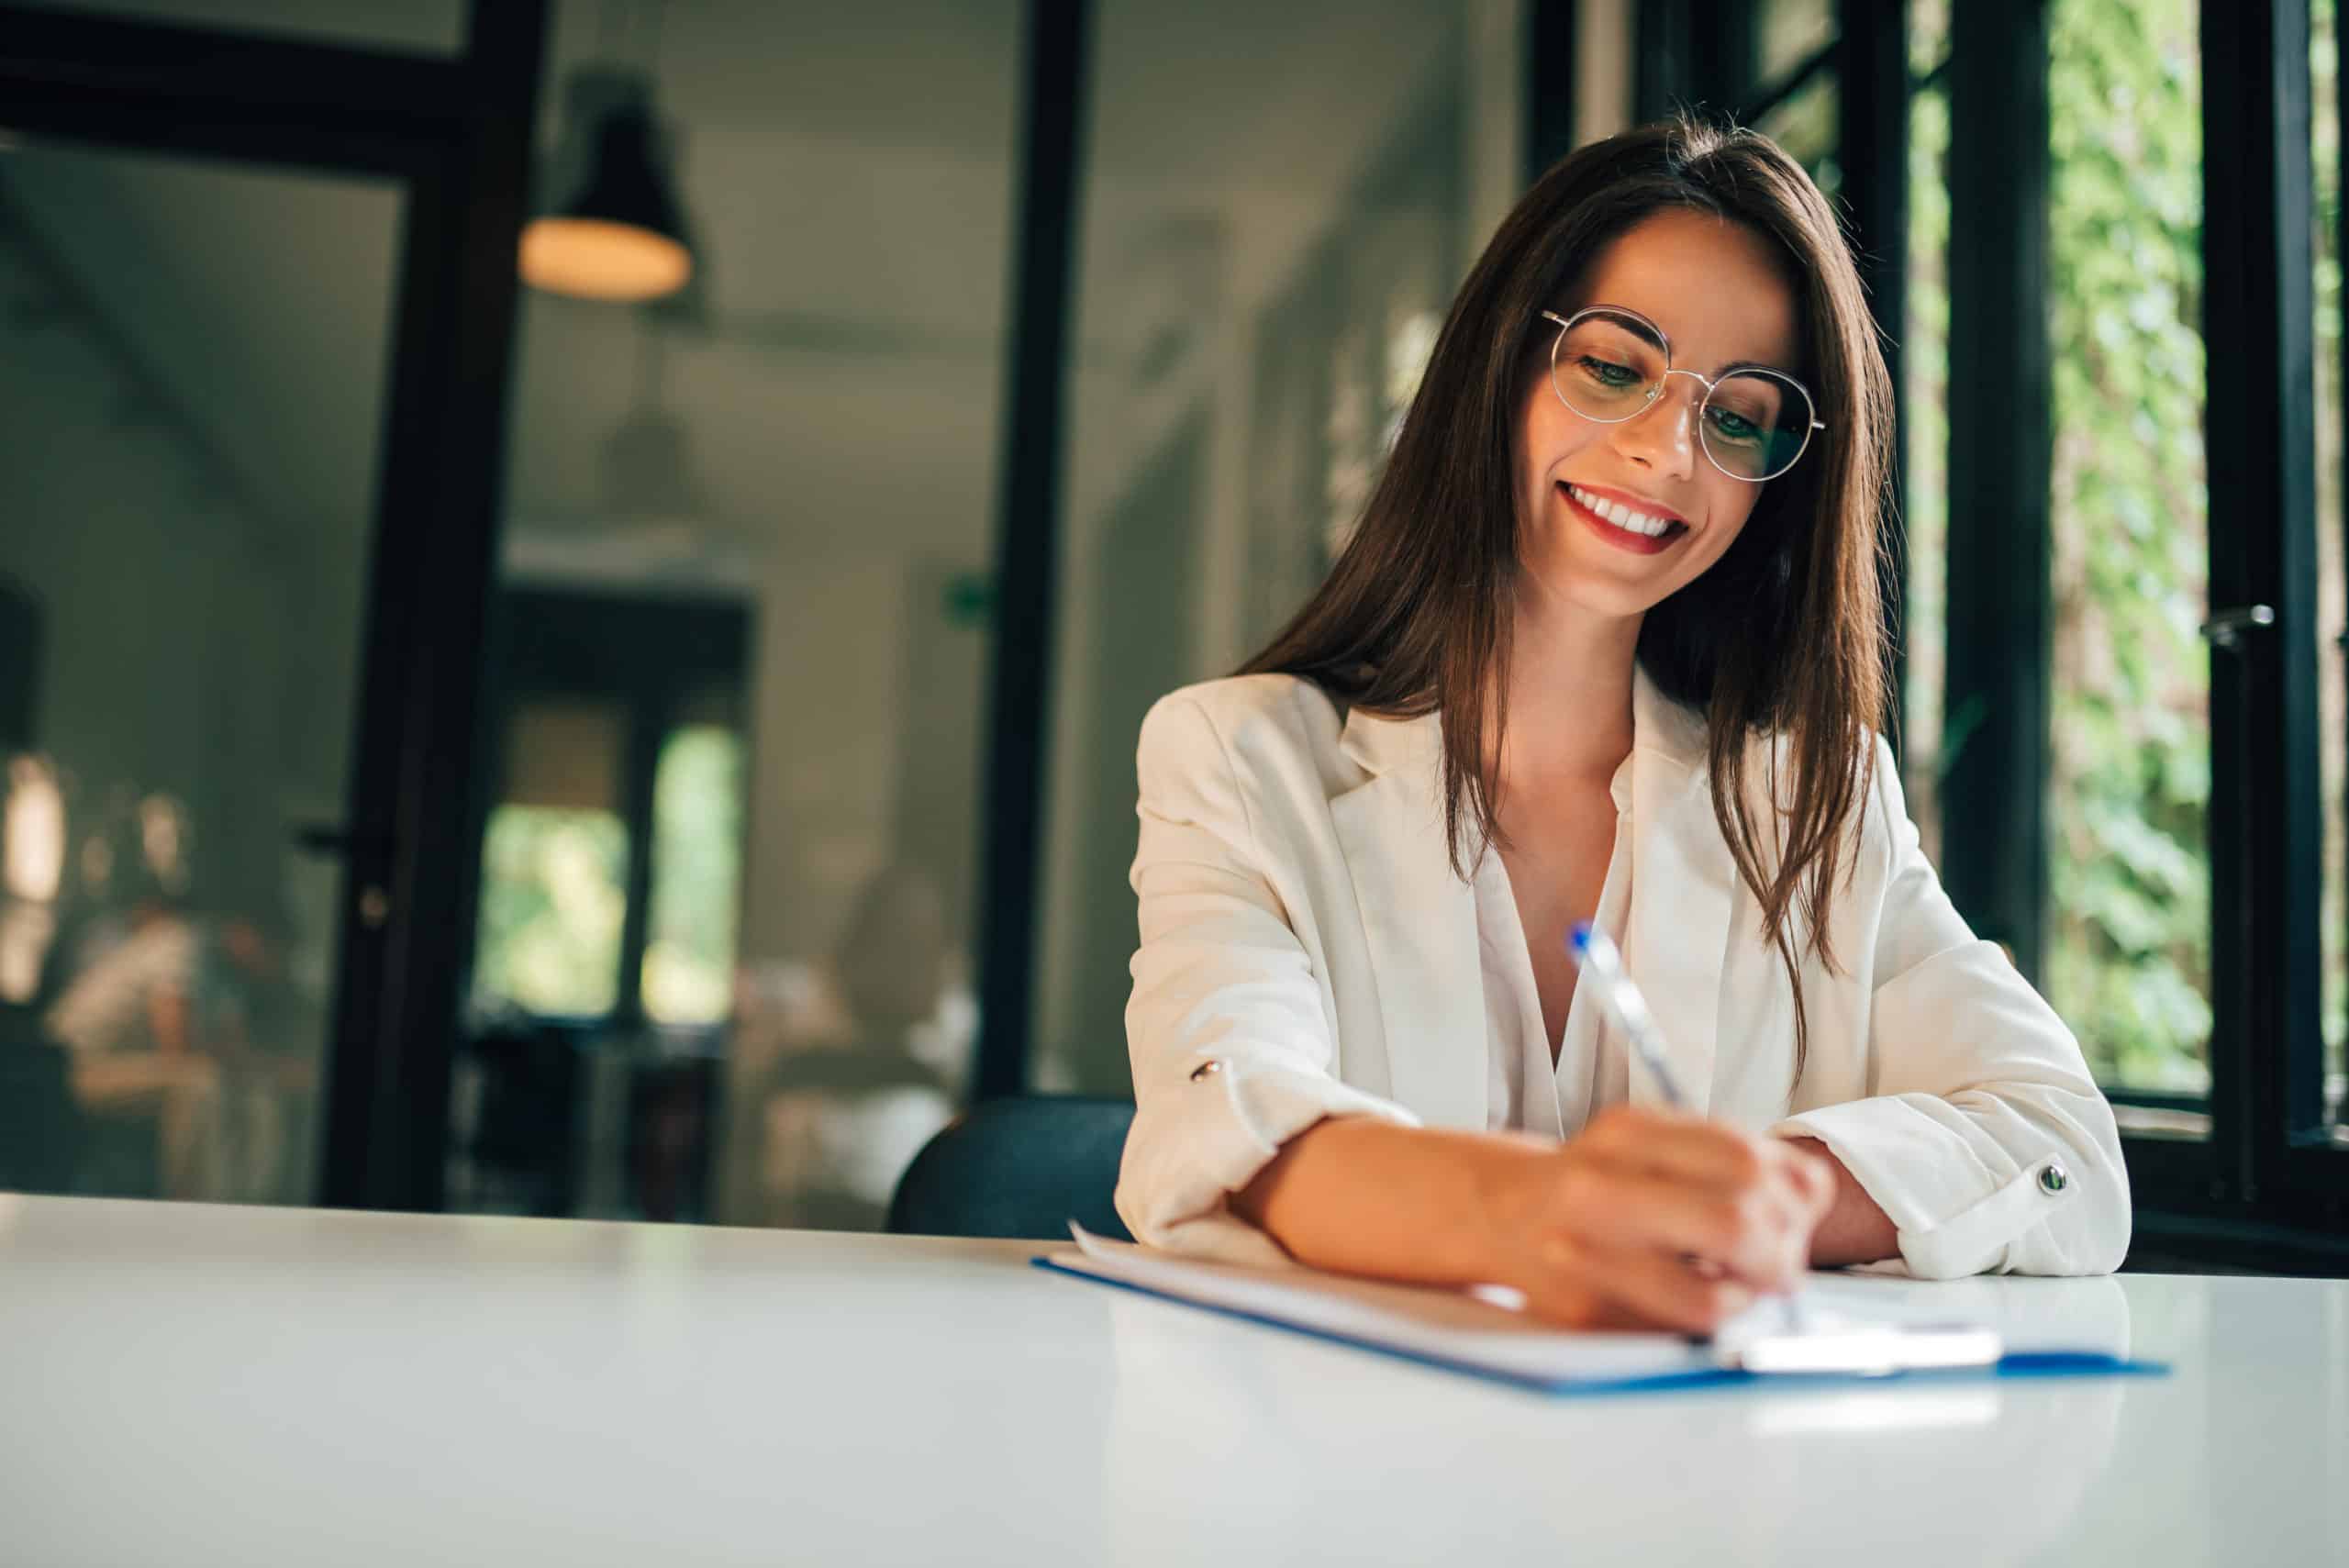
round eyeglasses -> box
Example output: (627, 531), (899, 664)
(1540, 306), (1824, 483)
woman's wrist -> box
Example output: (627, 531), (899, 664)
(1781, 1136), (1901, 1266)
(1457, 1130), (1574, 1289)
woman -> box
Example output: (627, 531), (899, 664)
(1117, 118), (2129, 1332)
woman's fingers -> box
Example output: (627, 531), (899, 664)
(1567, 1110), (1827, 1279)
(1537, 1161), (1811, 1290)
(1523, 1231), (1756, 1334)
(1578, 1104), (1782, 1190)
(1493, 1107), (1846, 1321)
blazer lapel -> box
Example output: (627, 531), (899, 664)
(1328, 707), (1490, 1131)
(1622, 667), (1737, 1117)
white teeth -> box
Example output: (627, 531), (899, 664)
(1569, 484), (1676, 539)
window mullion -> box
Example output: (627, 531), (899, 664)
(2199, 0), (2325, 1207)
(1943, 0), (2053, 984)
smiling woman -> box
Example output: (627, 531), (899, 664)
(1117, 117), (2129, 1333)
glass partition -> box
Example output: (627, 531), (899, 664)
(2313, 0), (2346, 1140)
(444, 0), (1021, 1227)
(0, 138), (402, 1202)
(1030, 0), (1526, 1095)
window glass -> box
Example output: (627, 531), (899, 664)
(1029, 0), (1523, 1095)
(472, 806), (629, 1018)
(0, 139), (403, 1204)
(1757, 0), (1835, 84)
(2313, 0), (2347, 1135)
(448, 0), (1020, 1227)
(1757, 70), (1839, 199)
(1903, 20), (1951, 864)
(1911, 0), (1950, 75)
(2044, 0), (2212, 1106)
(641, 724), (741, 1027)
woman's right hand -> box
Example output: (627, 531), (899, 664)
(1480, 1105), (1835, 1333)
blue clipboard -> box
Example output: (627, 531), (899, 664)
(1032, 1241), (2165, 1397)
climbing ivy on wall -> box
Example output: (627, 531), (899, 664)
(2041, 0), (2213, 1092)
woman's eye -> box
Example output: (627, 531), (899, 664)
(1706, 406), (1765, 444)
(1575, 354), (1643, 388)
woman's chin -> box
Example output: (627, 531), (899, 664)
(1531, 565), (1675, 626)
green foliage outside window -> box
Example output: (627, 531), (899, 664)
(642, 726), (742, 1026)
(1905, 64), (1951, 864)
(472, 806), (629, 1018)
(2042, 0), (2213, 1092)
(2313, 0), (2348, 1113)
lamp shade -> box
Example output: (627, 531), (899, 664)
(519, 104), (694, 303)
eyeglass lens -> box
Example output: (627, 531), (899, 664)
(1551, 309), (1812, 481)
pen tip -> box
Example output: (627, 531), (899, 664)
(1567, 922), (1590, 952)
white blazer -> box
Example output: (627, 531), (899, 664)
(1116, 669), (2131, 1279)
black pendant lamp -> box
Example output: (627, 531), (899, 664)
(519, 97), (694, 303)
(520, 2), (696, 306)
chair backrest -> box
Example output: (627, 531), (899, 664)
(0, 1005), (82, 1192)
(885, 1095), (1135, 1241)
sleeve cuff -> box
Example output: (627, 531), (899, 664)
(1116, 1052), (1420, 1262)
(1772, 1097), (2082, 1279)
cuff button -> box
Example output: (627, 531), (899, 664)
(2037, 1162), (2070, 1195)
(1189, 1060), (1223, 1083)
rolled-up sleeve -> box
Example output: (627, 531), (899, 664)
(1771, 738), (2132, 1278)
(1116, 693), (1417, 1262)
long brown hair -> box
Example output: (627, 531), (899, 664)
(1240, 117), (1894, 1073)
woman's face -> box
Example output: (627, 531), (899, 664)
(1515, 207), (1805, 623)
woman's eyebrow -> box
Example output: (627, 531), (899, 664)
(1678, 339), (1800, 377)
(1574, 303), (1801, 378)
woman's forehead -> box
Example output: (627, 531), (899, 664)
(1566, 209), (1803, 372)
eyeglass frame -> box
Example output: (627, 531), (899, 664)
(1538, 306), (1827, 483)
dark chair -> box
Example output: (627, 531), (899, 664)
(886, 1095), (1135, 1241)
(0, 1003), (83, 1193)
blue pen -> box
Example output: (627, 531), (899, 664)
(1566, 920), (1809, 1330)
(1564, 921), (1689, 1108)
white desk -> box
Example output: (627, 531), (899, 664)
(1, 1194), (2342, 1566)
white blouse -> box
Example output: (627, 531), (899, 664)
(1471, 763), (1633, 1140)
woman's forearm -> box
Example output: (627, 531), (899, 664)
(1230, 1117), (1549, 1289)
(1230, 1109), (1836, 1331)
(1221, 1107), (1842, 1314)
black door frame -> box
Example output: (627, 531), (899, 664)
(972, 0), (1089, 1101)
(0, 3), (548, 1211)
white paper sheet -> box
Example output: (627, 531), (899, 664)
(1053, 1225), (1812, 1383)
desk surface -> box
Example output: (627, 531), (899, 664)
(1, 1195), (2342, 1567)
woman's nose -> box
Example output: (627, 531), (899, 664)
(1609, 373), (1702, 479)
